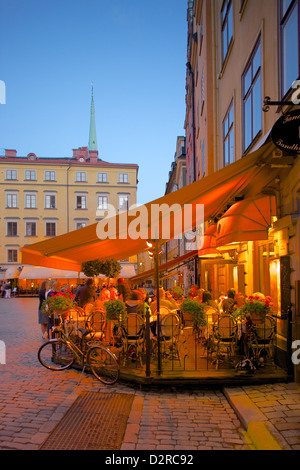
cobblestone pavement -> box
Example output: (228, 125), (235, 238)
(235, 382), (300, 450)
(0, 298), (299, 451)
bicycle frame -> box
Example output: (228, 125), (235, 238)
(51, 325), (89, 369)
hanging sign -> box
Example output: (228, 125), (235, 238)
(271, 109), (300, 154)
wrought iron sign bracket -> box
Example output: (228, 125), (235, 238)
(262, 96), (294, 112)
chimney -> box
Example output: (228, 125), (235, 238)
(5, 149), (17, 157)
(89, 150), (99, 163)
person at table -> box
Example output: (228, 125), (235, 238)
(150, 287), (177, 313)
(201, 290), (219, 311)
(125, 290), (144, 314)
(222, 288), (236, 314)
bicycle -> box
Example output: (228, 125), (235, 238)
(37, 318), (120, 385)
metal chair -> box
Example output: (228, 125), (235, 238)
(86, 309), (106, 341)
(248, 315), (275, 363)
(154, 312), (181, 363)
(121, 313), (145, 365)
(211, 314), (237, 369)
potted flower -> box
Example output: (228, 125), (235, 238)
(238, 293), (273, 323)
(180, 299), (207, 331)
(172, 286), (184, 302)
(42, 290), (75, 318)
(104, 299), (128, 325)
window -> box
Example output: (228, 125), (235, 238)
(45, 170), (56, 181)
(279, 0), (300, 97)
(118, 194), (129, 212)
(7, 221), (18, 237)
(97, 195), (108, 210)
(45, 222), (56, 237)
(97, 172), (108, 183)
(118, 173), (129, 183)
(242, 37), (262, 152)
(76, 171), (86, 182)
(45, 193), (56, 209)
(6, 192), (18, 208)
(7, 249), (18, 263)
(25, 170), (36, 180)
(223, 100), (235, 166)
(6, 170), (17, 180)
(221, 0), (233, 63)
(25, 222), (37, 236)
(24, 192), (37, 209)
(76, 195), (87, 209)
(76, 222), (87, 230)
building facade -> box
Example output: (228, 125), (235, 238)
(184, 0), (300, 379)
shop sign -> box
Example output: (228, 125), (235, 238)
(271, 109), (300, 154)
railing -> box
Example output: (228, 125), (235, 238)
(67, 306), (279, 379)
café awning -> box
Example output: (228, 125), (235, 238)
(21, 140), (276, 271)
(198, 224), (220, 257)
(130, 250), (198, 283)
(18, 264), (136, 280)
(19, 266), (86, 280)
(216, 195), (277, 247)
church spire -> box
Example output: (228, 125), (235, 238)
(88, 82), (98, 152)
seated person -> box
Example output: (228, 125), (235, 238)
(222, 288), (236, 314)
(150, 287), (177, 313)
(201, 290), (219, 311)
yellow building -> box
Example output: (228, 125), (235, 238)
(0, 92), (138, 285)
(185, 0), (300, 378)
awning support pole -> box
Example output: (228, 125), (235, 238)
(155, 239), (161, 376)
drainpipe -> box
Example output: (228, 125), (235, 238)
(186, 62), (197, 183)
(187, 62), (198, 284)
(66, 165), (71, 232)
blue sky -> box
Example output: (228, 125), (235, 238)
(1, 0), (188, 205)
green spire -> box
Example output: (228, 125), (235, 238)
(89, 82), (98, 152)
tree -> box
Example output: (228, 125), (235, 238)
(81, 259), (103, 278)
(81, 258), (121, 285)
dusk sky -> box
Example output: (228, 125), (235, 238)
(1, 0), (188, 205)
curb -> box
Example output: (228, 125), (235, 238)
(223, 387), (284, 450)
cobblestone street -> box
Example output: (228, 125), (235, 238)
(0, 298), (299, 451)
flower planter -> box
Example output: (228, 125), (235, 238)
(249, 311), (264, 324)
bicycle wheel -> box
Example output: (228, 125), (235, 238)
(38, 339), (75, 371)
(87, 346), (119, 385)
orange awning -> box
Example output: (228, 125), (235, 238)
(130, 250), (198, 283)
(216, 195), (277, 247)
(198, 224), (220, 257)
(21, 140), (275, 271)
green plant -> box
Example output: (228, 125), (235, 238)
(104, 299), (128, 324)
(172, 286), (184, 299)
(180, 299), (207, 328)
(81, 258), (121, 285)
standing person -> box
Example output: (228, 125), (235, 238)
(45, 280), (60, 337)
(75, 278), (95, 307)
(5, 281), (11, 298)
(38, 280), (49, 340)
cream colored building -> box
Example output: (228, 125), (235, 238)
(185, 0), (300, 378)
